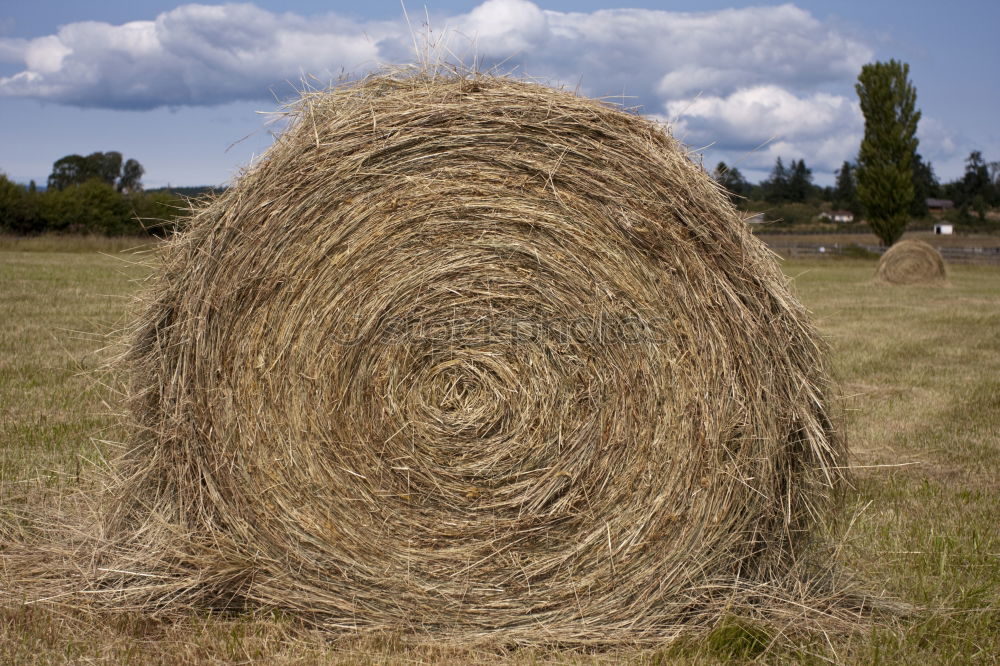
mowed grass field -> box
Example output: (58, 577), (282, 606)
(1, 240), (998, 664)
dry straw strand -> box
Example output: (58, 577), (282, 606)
(19, 71), (856, 646)
(874, 239), (947, 286)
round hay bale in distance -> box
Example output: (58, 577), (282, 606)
(875, 239), (947, 285)
(117, 74), (845, 644)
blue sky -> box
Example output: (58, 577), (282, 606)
(1, 1), (996, 188)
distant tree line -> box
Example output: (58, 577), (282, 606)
(714, 150), (998, 212)
(713, 59), (1000, 243)
(0, 151), (215, 236)
(2, 135), (997, 238)
(47, 151), (145, 193)
(711, 149), (999, 231)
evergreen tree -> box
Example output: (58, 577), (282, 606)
(763, 157), (789, 203)
(855, 59), (921, 246)
(961, 151), (991, 201)
(786, 159), (813, 203)
(711, 161), (751, 202)
(833, 161), (860, 214)
(909, 154), (938, 217)
(991, 160), (1000, 205)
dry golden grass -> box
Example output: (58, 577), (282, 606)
(0, 234), (157, 254)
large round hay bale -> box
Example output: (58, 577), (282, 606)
(116, 73), (844, 643)
(875, 239), (947, 285)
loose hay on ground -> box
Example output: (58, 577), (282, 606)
(8, 72), (856, 646)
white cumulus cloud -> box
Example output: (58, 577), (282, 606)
(454, 0), (550, 55)
(0, 4), (383, 108)
(0, 1), (884, 176)
(662, 86), (864, 172)
(667, 86), (860, 145)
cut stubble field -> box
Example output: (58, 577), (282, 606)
(1, 243), (998, 664)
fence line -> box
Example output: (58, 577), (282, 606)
(763, 243), (1000, 265)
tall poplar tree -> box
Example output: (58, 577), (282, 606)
(855, 60), (921, 246)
